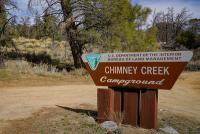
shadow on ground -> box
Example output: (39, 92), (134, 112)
(56, 105), (97, 118)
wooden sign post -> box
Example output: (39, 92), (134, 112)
(82, 51), (193, 129)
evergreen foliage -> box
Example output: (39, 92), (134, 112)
(80, 0), (158, 52)
(0, 0), (16, 53)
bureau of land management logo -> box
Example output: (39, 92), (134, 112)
(85, 53), (101, 70)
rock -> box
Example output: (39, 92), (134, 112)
(160, 126), (179, 134)
(100, 121), (118, 131)
(86, 116), (96, 124)
(160, 109), (164, 111)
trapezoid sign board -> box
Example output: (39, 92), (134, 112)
(82, 51), (193, 89)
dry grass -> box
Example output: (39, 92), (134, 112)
(0, 72), (92, 88)
(112, 112), (125, 126)
(1, 106), (199, 134)
(1, 107), (106, 134)
(0, 60), (91, 88)
(5, 60), (60, 76)
(158, 110), (200, 134)
(178, 71), (200, 91)
(69, 68), (89, 76)
(0, 69), (14, 81)
(4, 60), (90, 77)
(12, 37), (73, 62)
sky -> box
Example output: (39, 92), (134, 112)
(11, 0), (200, 24)
(132, 0), (200, 26)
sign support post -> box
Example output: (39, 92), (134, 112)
(97, 88), (158, 129)
(140, 89), (158, 128)
(122, 88), (139, 126)
(97, 88), (114, 122)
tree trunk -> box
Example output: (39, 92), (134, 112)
(67, 27), (84, 69)
(60, 0), (84, 69)
(69, 38), (83, 68)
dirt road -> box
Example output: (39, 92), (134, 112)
(0, 85), (97, 120)
(0, 72), (200, 122)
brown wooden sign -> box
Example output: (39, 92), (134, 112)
(82, 51), (193, 89)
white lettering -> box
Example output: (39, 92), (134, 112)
(141, 66), (169, 75)
(104, 66), (138, 74)
(141, 67), (146, 75)
(164, 67), (169, 75)
(99, 76), (165, 86)
(132, 67), (137, 74)
(100, 76), (107, 82)
(105, 67), (109, 74)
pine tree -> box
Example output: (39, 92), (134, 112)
(84, 0), (158, 52)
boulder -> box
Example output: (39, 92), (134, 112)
(160, 126), (179, 134)
(100, 121), (118, 131)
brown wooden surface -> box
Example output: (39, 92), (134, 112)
(123, 89), (139, 126)
(113, 88), (122, 113)
(97, 87), (158, 129)
(97, 88), (114, 122)
(140, 89), (158, 129)
(85, 62), (188, 89)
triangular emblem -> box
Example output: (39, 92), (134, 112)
(86, 53), (101, 70)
